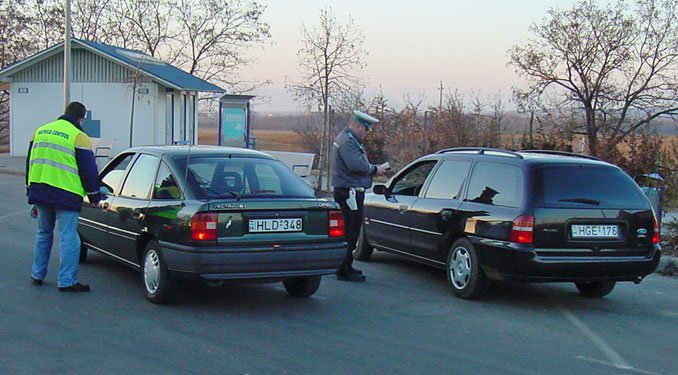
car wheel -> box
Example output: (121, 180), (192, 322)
(142, 241), (175, 304)
(575, 281), (616, 298)
(446, 239), (489, 299)
(283, 276), (321, 297)
(353, 224), (374, 261)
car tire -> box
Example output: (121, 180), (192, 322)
(283, 276), (322, 297)
(575, 281), (616, 298)
(446, 238), (489, 299)
(142, 241), (175, 304)
(353, 224), (374, 261)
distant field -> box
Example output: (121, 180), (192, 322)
(199, 129), (676, 154)
(198, 129), (306, 152)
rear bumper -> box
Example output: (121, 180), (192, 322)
(159, 240), (346, 281)
(474, 240), (662, 282)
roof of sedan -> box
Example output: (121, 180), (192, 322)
(433, 148), (612, 166)
(126, 145), (276, 159)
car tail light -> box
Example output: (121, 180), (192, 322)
(652, 217), (660, 244)
(328, 211), (345, 238)
(191, 212), (218, 241)
(510, 214), (534, 244)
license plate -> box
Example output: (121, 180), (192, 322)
(571, 224), (619, 239)
(249, 218), (303, 233)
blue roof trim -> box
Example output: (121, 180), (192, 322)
(77, 39), (224, 93)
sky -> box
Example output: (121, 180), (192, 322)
(242, 0), (581, 112)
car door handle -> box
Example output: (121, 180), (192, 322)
(132, 209), (144, 219)
(399, 205), (408, 214)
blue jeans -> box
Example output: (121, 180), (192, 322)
(31, 205), (82, 288)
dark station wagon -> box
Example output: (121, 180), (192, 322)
(356, 148), (662, 299)
(77, 146), (346, 303)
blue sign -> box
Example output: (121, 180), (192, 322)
(222, 107), (245, 145)
(81, 111), (101, 138)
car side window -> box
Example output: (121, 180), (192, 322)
(101, 153), (135, 195)
(391, 161), (436, 196)
(424, 160), (471, 200)
(152, 162), (182, 200)
(120, 154), (160, 199)
(466, 162), (522, 207)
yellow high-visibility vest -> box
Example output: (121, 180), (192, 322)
(28, 119), (87, 197)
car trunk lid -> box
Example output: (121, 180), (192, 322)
(533, 207), (656, 256)
(207, 198), (338, 244)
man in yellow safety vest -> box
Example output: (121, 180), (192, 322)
(26, 101), (103, 292)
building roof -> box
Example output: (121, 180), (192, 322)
(0, 39), (225, 93)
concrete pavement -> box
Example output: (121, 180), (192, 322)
(1, 152), (675, 274)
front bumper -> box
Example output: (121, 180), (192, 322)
(159, 240), (347, 281)
(472, 239), (662, 282)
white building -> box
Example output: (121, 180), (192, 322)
(0, 39), (224, 157)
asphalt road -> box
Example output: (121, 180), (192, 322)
(1, 173), (676, 375)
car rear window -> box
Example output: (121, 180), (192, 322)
(174, 156), (315, 199)
(538, 165), (648, 209)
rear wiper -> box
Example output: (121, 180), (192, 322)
(558, 198), (600, 206)
(204, 186), (240, 200)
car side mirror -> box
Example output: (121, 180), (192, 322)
(372, 184), (388, 195)
(100, 184), (114, 196)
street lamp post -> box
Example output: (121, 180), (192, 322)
(63, 0), (71, 107)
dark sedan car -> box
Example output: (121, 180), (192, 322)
(78, 146), (346, 303)
(356, 148), (661, 299)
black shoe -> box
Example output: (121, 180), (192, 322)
(58, 282), (90, 292)
(31, 277), (43, 286)
(347, 266), (363, 275)
(337, 273), (366, 282)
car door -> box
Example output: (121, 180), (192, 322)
(409, 158), (472, 262)
(145, 161), (184, 244)
(366, 160), (436, 254)
(106, 153), (159, 265)
(79, 153), (135, 253)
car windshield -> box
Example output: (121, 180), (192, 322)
(173, 155), (315, 199)
(538, 165), (648, 209)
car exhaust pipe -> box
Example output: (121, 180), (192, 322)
(633, 276), (643, 284)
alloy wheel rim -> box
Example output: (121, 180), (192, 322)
(144, 250), (160, 294)
(450, 247), (471, 289)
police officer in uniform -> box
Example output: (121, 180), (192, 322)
(26, 102), (102, 292)
(332, 110), (389, 282)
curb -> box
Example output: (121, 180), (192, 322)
(0, 168), (24, 176)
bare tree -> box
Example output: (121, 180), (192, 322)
(509, 0), (678, 157)
(287, 6), (367, 190)
(172, 0), (269, 87)
(1, 0), (36, 145)
(25, 0), (63, 49)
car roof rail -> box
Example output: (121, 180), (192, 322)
(520, 149), (601, 161)
(436, 147), (523, 159)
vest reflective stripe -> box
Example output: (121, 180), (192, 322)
(31, 142), (76, 157)
(29, 158), (79, 175)
(28, 119), (86, 197)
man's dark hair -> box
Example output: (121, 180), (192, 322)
(64, 101), (86, 120)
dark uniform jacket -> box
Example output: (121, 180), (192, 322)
(331, 128), (377, 189)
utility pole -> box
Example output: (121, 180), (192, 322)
(63, 0), (72, 107)
(438, 81), (443, 110)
